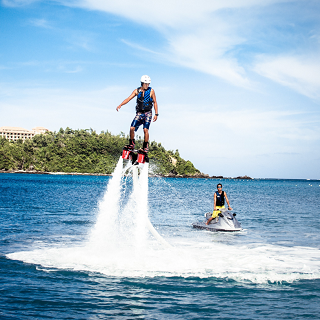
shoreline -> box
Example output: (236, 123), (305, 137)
(0, 169), (253, 180)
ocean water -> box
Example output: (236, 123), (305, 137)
(1, 160), (320, 319)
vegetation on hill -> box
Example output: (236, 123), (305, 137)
(0, 128), (200, 175)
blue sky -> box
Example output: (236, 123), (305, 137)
(1, 0), (320, 179)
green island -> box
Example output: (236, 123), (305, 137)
(0, 128), (202, 177)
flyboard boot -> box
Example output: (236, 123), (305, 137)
(136, 141), (149, 164)
(122, 139), (136, 162)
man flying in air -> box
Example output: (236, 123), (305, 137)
(116, 75), (158, 153)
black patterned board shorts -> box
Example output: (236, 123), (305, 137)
(131, 111), (152, 131)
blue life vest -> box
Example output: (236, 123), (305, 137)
(215, 191), (225, 206)
(136, 87), (153, 113)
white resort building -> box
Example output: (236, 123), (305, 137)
(0, 126), (49, 142)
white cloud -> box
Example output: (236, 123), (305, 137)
(58, 65), (83, 73)
(14, 60), (84, 73)
(63, 0), (288, 28)
(121, 40), (162, 55)
(1, 0), (38, 7)
(27, 17), (96, 52)
(56, 0), (289, 88)
(254, 55), (320, 99)
(29, 18), (52, 29)
(165, 27), (250, 87)
(6, 0), (319, 97)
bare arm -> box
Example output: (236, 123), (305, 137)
(224, 192), (232, 210)
(116, 89), (138, 111)
(213, 193), (217, 211)
(151, 89), (158, 122)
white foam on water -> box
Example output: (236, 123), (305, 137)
(6, 158), (320, 284)
(8, 240), (320, 283)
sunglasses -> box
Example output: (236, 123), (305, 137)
(217, 186), (222, 189)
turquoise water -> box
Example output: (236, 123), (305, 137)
(1, 171), (320, 319)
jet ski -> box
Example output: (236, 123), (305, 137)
(192, 209), (242, 232)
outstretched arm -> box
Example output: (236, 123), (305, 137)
(116, 89), (137, 111)
(151, 89), (158, 122)
(224, 192), (232, 210)
(213, 193), (217, 211)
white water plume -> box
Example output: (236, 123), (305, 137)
(86, 158), (170, 254)
(87, 156), (124, 247)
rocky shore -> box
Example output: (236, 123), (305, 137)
(0, 169), (253, 179)
(158, 173), (253, 179)
(0, 169), (112, 176)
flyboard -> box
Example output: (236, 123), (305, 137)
(192, 209), (242, 232)
(122, 146), (149, 165)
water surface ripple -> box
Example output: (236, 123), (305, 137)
(1, 173), (320, 319)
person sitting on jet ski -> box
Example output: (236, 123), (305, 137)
(206, 183), (233, 225)
(116, 75), (159, 153)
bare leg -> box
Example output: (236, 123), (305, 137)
(130, 127), (135, 139)
(143, 128), (149, 142)
(206, 217), (213, 225)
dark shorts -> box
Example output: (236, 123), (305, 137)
(131, 111), (152, 131)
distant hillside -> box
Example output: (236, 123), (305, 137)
(0, 128), (200, 176)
